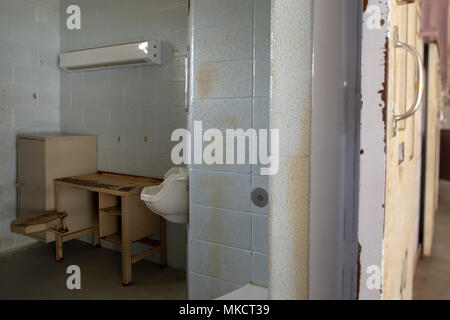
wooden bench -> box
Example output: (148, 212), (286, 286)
(10, 210), (94, 262)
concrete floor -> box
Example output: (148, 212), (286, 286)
(414, 182), (450, 300)
(0, 240), (187, 300)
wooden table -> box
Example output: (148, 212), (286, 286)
(53, 172), (166, 285)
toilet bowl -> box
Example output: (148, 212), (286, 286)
(141, 167), (189, 224)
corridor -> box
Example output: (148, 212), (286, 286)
(414, 181), (450, 299)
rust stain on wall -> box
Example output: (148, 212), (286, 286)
(222, 115), (239, 129)
(196, 64), (217, 99)
(199, 174), (235, 209)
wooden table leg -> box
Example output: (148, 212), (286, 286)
(55, 233), (63, 262)
(54, 183), (63, 262)
(121, 196), (132, 285)
(54, 183), (62, 212)
(93, 194), (100, 247)
(160, 217), (167, 268)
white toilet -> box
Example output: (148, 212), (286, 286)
(141, 167), (189, 224)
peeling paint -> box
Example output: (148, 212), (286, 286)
(378, 36), (389, 151)
(356, 243), (362, 300)
(380, 37), (389, 121)
(363, 0), (369, 13)
(358, 0), (390, 300)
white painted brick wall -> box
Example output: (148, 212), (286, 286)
(190, 205), (252, 249)
(60, 0), (187, 181)
(59, 0), (188, 270)
(252, 252), (268, 287)
(252, 215), (268, 253)
(189, 272), (241, 300)
(0, 0), (60, 253)
(189, 239), (252, 285)
(188, 0), (271, 298)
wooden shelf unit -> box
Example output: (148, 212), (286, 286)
(99, 206), (122, 216)
(17, 134), (98, 243)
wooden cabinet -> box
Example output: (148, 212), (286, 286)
(17, 134), (98, 243)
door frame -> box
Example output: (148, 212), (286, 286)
(358, 0), (425, 300)
(357, 0), (390, 300)
(310, 0), (362, 300)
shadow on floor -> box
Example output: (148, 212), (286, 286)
(0, 240), (187, 300)
(414, 181), (450, 300)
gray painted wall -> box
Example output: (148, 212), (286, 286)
(310, 0), (361, 299)
(188, 0), (271, 299)
(59, 0), (188, 270)
(0, 0), (60, 253)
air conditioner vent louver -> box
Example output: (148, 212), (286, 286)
(59, 40), (161, 72)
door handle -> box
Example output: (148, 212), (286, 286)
(392, 27), (425, 136)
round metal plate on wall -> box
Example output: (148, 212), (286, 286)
(251, 188), (269, 208)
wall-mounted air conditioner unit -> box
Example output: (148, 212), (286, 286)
(59, 40), (161, 72)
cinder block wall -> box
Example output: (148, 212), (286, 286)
(188, 0), (271, 299)
(59, 0), (187, 179)
(0, 0), (60, 252)
(59, 0), (188, 270)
